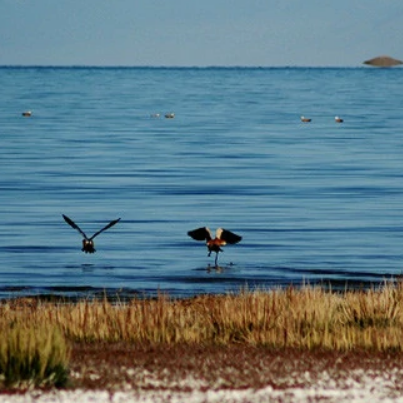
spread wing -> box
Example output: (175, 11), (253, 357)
(62, 214), (88, 240)
(89, 218), (121, 240)
(187, 227), (213, 242)
(216, 228), (242, 244)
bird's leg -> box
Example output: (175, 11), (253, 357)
(215, 253), (218, 267)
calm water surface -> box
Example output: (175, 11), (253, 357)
(0, 67), (402, 299)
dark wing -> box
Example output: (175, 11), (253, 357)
(62, 214), (88, 240)
(217, 228), (242, 244)
(187, 227), (212, 242)
(89, 218), (121, 240)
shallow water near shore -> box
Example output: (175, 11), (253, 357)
(0, 66), (403, 300)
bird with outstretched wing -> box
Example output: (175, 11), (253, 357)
(187, 227), (242, 266)
(63, 214), (121, 253)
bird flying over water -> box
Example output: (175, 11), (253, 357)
(62, 214), (121, 253)
(187, 227), (242, 266)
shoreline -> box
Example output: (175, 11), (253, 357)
(3, 287), (403, 401)
(3, 344), (403, 402)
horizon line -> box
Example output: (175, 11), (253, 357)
(0, 64), (388, 69)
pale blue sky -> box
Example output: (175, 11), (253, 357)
(1, 0), (402, 66)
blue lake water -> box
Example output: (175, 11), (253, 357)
(0, 66), (402, 300)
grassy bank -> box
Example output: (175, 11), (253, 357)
(2, 282), (403, 351)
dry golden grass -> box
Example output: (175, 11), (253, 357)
(2, 283), (403, 351)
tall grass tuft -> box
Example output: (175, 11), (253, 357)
(0, 323), (70, 389)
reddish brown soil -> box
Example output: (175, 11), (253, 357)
(67, 343), (403, 393)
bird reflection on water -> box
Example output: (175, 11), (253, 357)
(206, 264), (224, 273)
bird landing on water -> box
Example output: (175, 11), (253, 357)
(62, 215), (121, 253)
(187, 227), (242, 266)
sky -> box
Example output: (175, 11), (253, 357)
(1, 0), (403, 67)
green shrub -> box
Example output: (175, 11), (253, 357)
(0, 323), (70, 389)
